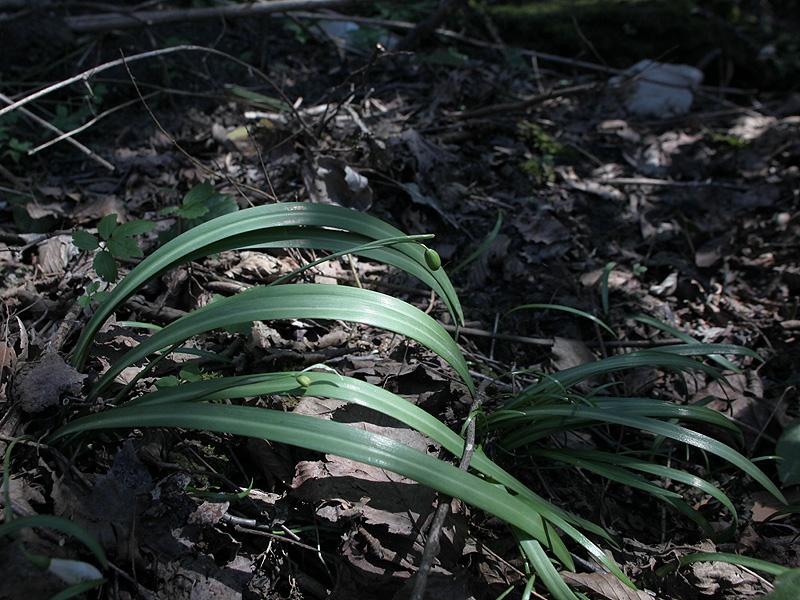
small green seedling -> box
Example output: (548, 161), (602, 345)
(295, 374), (312, 388)
(77, 281), (109, 308)
(155, 363), (207, 389)
(295, 364), (342, 389)
(158, 180), (238, 243)
(72, 213), (155, 282)
(0, 113), (32, 164)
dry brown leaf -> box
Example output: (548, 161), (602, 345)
(0, 340), (16, 370)
(37, 235), (78, 275)
(225, 251), (293, 282)
(290, 403), (437, 537)
(6, 475), (45, 515)
(302, 155), (373, 211)
(74, 195), (128, 222)
(188, 501), (229, 525)
(14, 350), (86, 413)
(561, 572), (654, 600)
(551, 336), (596, 373)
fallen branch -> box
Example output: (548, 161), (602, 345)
(0, 44), (303, 178)
(63, 0), (371, 33)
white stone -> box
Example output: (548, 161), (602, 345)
(611, 60), (704, 118)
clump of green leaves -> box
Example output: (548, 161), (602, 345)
(52, 191), (788, 600)
(518, 121), (572, 184)
(77, 281), (109, 308)
(158, 180), (238, 243)
(155, 363), (221, 389)
(49, 84), (107, 133)
(0, 113), (32, 164)
(72, 214), (155, 282)
(518, 121), (565, 156)
(704, 127), (749, 148)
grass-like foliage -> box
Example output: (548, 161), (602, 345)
(53, 191), (787, 599)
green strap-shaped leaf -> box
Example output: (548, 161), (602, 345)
(49, 403), (555, 560)
(0, 514), (108, 568)
(76, 371), (638, 581)
(493, 404), (786, 503)
(506, 345), (752, 410)
(532, 449), (683, 499)
(632, 315), (756, 372)
(512, 396), (741, 437)
(531, 448), (739, 540)
(502, 303), (615, 337)
(87, 284), (474, 399)
(71, 202), (463, 370)
(517, 535), (582, 600)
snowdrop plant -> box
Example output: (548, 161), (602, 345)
(51, 190), (786, 599)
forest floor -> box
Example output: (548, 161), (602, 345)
(0, 2), (799, 599)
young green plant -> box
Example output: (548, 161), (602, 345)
(72, 213), (156, 283)
(55, 194), (786, 600)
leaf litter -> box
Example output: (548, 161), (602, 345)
(0, 2), (799, 599)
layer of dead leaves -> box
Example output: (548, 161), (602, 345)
(1, 3), (799, 600)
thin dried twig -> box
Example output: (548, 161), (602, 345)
(455, 82), (599, 119)
(27, 94), (150, 160)
(0, 45), (297, 122)
(0, 92), (115, 171)
(409, 381), (488, 600)
(118, 52), (264, 204)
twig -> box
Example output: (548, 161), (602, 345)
(0, 45), (298, 121)
(598, 176), (751, 190)
(293, 11), (621, 76)
(444, 323), (687, 349)
(289, 10), (757, 97)
(442, 324), (552, 346)
(27, 94), (151, 159)
(47, 300), (85, 354)
(409, 381), (487, 600)
(63, 0), (372, 33)
(118, 52), (260, 205)
(0, 92), (115, 171)
(455, 82), (599, 119)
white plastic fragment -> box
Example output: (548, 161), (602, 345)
(47, 558), (103, 584)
